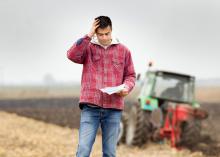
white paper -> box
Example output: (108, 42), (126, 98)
(100, 84), (125, 95)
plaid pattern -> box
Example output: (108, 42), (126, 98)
(67, 35), (136, 110)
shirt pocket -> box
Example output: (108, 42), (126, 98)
(92, 54), (101, 62)
(90, 53), (101, 72)
(112, 57), (124, 72)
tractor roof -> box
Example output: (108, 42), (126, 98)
(151, 70), (195, 80)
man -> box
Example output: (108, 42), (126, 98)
(67, 16), (136, 157)
(161, 81), (184, 100)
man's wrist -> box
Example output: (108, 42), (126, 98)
(87, 32), (94, 38)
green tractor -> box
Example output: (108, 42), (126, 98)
(118, 66), (208, 148)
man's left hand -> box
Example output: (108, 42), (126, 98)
(117, 88), (129, 97)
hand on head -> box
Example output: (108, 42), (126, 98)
(88, 19), (100, 38)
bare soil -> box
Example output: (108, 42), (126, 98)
(0, 110), (204, 157)
(0, 97), (220, 156)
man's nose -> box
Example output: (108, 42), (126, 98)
(103, 35), (108, 40)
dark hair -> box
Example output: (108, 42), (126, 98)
(95, 16), (112, 30)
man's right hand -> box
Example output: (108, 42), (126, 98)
(88, 19), (100, 38)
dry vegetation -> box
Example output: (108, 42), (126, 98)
(196, 87), (220, 103)
(0, 85), (80, 100)
(0, 111), (205, 157)
(1, 85), (219, 103)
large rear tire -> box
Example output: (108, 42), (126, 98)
(125, 103), (153, 146)
(180, 119), (201, 147)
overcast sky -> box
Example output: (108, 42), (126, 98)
(0, 0), (219, 85)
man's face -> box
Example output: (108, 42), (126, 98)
(96, 26), (112, 46)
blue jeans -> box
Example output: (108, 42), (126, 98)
(76, 104), (122, 157)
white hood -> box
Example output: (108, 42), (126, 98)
(91, 35), (120, 49)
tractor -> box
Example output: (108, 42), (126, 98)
(118, 65), (208, 148)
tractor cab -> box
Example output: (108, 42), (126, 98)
(151, 71), (195, 103)
(137, 70), (199, 111)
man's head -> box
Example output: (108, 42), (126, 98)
(95, 16), (112, 46)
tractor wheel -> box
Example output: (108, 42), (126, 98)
(125, 103), (152, 146)
(180, 119), (201, 147)
(117, 112), (128, 144)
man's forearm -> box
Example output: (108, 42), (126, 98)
(67, 35), (91, 64)
(124, 74), (136, 93)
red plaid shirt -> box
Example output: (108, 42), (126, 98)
(67, 35), (136, 110)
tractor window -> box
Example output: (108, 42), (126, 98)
(140, 73), (155, 96)
(152, 74), (194, 103)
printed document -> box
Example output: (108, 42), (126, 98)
(100, 84), (125, 95)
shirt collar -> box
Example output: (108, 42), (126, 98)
(91, 35), (120, 49)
